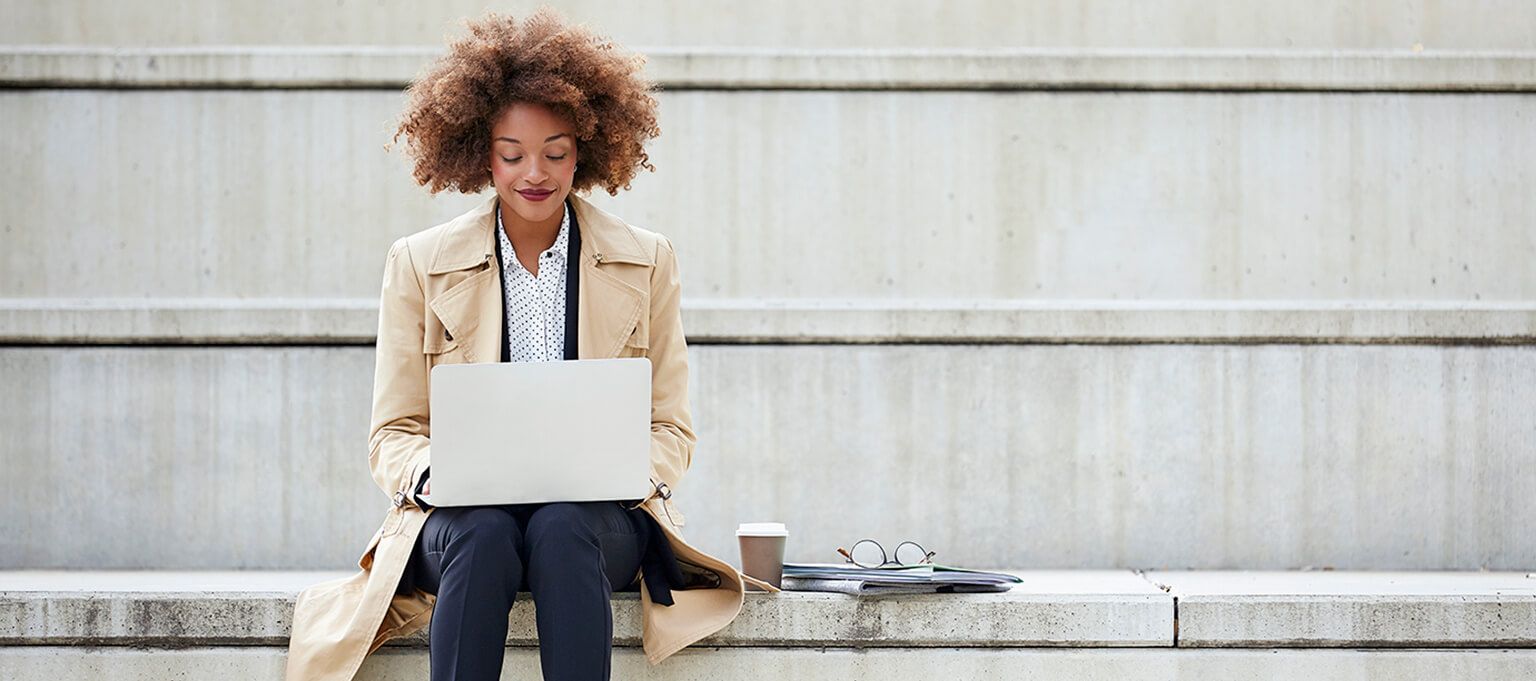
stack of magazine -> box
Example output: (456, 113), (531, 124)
(781, 563), (1023, 595)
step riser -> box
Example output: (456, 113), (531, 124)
(8, 1), (1536, 49)
(5, 90), (1534, 301)
(1179, 598), (1536, 647)
(5, 345), (1532, 570)
(3, 647), (1534, 680)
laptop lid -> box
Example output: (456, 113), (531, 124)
(425, 358), (652, 507)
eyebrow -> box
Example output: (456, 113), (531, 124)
(494, 133), (570, 144)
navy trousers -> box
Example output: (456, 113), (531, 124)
(403, 501), (648, 681)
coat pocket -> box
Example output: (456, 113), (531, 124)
(359, 526), (384, 570)
(618, 318), (649, 358)
(422, 314), (464, 365)
(628, 312), (649, 349)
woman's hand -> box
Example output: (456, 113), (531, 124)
(422, 480), (430, 495)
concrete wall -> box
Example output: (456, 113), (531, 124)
(3, 2), (1532, 578)
(4, 89), (1533, 301)
(5, 344), (1532, 570)
(5, 0), (1536, 49)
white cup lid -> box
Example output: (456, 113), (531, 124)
(736, 522), (789, 537)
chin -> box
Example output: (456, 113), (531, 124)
(502, 191), (567, 223)
(513, 204), (560, 223)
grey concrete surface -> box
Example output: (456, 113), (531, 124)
(4, 647), (1536, 680)
(4, 91), (1533, 302)
(4, 299), (1535, 345)
(3, 344), (1533, 570)
(0, 571), (341, 592)
(9, 570), (1534, 650)
(6, 0), (1536, 50)
(1147, 571), (1536, 647)
(7, 47), (1536, 91)
(0, 570), (1172, 647)
(0, 298), (381, 344)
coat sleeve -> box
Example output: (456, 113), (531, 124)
(646, 235), (697, 493)
(368, 237), (433, 507)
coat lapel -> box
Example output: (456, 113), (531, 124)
(424, 198), (500, 364)
(571, 195), (652, 359)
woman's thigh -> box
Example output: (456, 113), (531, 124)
(522, 501), (646, 591)
(399, 505), (524, 596)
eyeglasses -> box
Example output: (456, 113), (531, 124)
(836, 539), (936, 568)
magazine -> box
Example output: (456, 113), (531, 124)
(780, 563), (1022, 595)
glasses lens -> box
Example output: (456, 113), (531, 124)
(894, 541), (931, 566)
(849, 539), (885, 567)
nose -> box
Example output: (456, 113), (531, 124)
(524, 157), (550, 184)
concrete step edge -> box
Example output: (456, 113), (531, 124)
(2, 47), (1534, 91)
(5, 570), (1536, 648)
(0, 570), (1174, 648)
(1, 298), (1532, 345)
(7, 647), (1536, 681)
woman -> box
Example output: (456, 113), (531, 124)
(285, 11), (774, 681)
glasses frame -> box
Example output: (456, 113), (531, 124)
(836, 538), (937, 568)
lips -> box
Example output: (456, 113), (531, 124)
(517, 188), (555, 202)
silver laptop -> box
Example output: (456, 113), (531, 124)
(422, 358), (653, 507)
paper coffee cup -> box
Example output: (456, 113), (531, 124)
(736, 522), (788, 590)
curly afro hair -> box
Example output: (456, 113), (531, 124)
(393, 9), (661, 196)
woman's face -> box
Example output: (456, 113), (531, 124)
(489, 102), (579, 226)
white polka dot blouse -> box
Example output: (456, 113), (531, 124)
(495, 202), (570, 363)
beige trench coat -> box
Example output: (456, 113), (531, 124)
(285, 194), (775, 680)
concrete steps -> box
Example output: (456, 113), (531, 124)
(4, 0), (1531, 604)
(2, 570), (1533, 679)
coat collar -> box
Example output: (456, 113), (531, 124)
(422, 192), (653, 363)
(427, 193), (651, 275)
